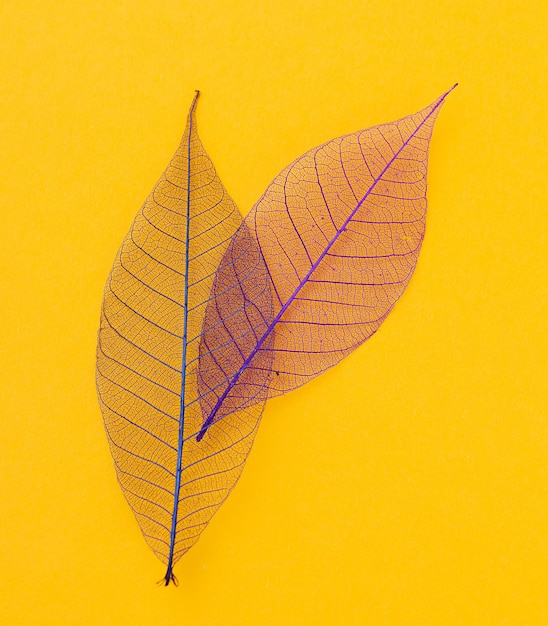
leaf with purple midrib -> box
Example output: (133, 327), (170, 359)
(197, 86), (456, 438)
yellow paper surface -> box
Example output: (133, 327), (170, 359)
(0, 1), (546, 624)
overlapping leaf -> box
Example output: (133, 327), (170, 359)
(96, 93), (272, 585)
(97, 87), (454, 582)
(198, 87), (455, 436)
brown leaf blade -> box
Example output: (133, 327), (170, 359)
(198, 87), (455, 434)
(96, 93), (270, 584)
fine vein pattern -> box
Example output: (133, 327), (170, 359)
(96, 93), (271, 585)
(198, 87), (455, 436)
(97, 87), (454, 583)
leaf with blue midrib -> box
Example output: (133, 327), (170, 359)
(96, 93), (272, 585)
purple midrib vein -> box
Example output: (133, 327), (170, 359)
(197, 87), (454, 441)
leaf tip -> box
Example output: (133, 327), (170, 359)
(430, 83), (458, 113)
(444, 83), (458, 98)
(184, 90), (201, 129)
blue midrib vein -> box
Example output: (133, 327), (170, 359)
(197, 85), (456, 441)
(164, 91), (200, 585)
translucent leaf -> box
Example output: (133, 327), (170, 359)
(198, 87), (455, 437)
(96, 93), (271, 584)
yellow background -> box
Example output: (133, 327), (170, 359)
(1, 1), (546, 624)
